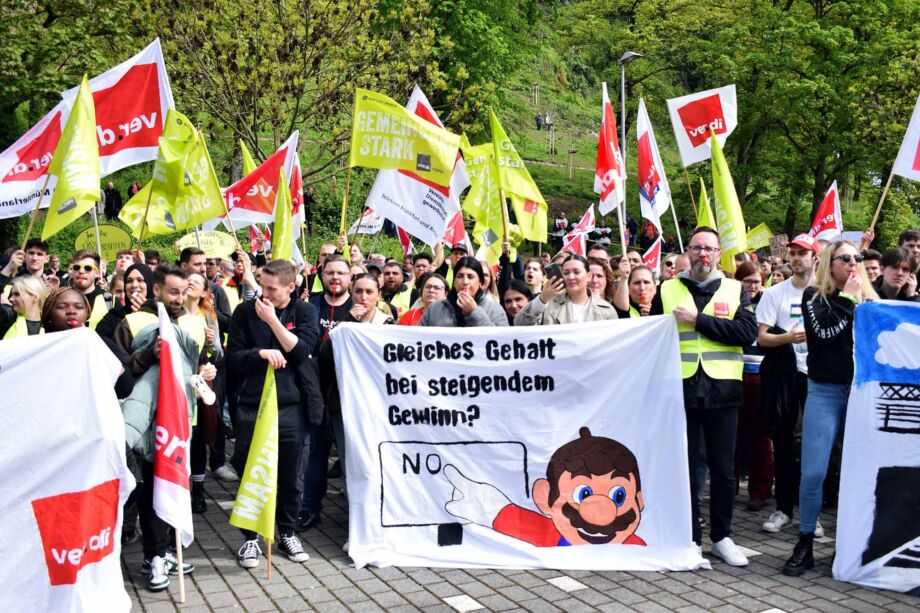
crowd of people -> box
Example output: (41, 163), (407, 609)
(1, 223), (918, 592)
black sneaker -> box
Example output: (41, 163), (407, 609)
(297, 510), (321, 531)
(142, 551), (195, 576)
(238, 539), (261, 569)
(782, 533), (815, 576)
(191, 481), (207, 514)
(278, 533), (310, 563)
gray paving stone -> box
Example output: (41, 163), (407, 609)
(476, 593), (519, 611)
(646, 589), (693, 609)
(517, 599), (563, 613)
(370, 590), (410, 607)
(553, 596), (597, 612)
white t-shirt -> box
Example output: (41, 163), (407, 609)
(756, 279), (808, 373)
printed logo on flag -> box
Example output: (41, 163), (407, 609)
(31, 479), (120, 586)
(481, 228), (499, 247)
(637, 133), (661, 203)
(92, 63), (162, 154)
(676, 93), (726, 147)
(57, 197), (77, 214)
(416, 153), (431, 172)
(2, 111), (63, 183)
(523, 199), (539, 215)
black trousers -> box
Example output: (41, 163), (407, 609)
(139, 461), (170, 559)
(232, 404), (307, 537)
(687, 405), (739, 545)
(772, 372), (807, 517)
(190, 419), (227, 475)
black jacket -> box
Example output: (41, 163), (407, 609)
(651, 274), (758, 411)
(226, 298), (323, 425)
(802, 287), (856, 385)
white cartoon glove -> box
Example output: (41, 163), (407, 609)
(443, 464), (511, 527)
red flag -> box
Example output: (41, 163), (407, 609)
(398, 227), (414, 257)
(153, 303), (194, 547)
(642, 237), (663, 273)
(594, 83), (626, 216)
(248, 225), (260, 253)
(558, 205), (596, 256)
(807, 181), (843, 241)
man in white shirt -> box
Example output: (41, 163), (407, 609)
(754, 234), (819, 536)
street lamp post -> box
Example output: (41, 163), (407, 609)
(618, 51), (643, 174)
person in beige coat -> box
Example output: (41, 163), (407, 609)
(514, 254), (618, 325)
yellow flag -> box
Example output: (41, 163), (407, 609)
(746, 223), (774, 251)
(509, 194), (548, 243)
(696, 178), (717, 229)
(710, 133), (747, 272)
(462, 142), (505, 265)
(240, 140), (258, 175)
(119, 183), (173, 239)
(229, 367), (279, 542)
(272, 169), (293, 261)
(350, 88), (460, 188)
(489, 108), (545, 206)
(42, 75), (100, 240)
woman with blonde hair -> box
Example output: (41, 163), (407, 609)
(783, 240), (876, 577)
(1, 275), (48, 338)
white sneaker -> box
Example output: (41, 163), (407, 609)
(237, 539), (262, 569)
(814, 520), (824, 539)
(214, 464), (239, 482)
(343, 540), (350, 553)
(278, 533), (310, 563)
(711, 537), (749, 567)
(146, 555), (169, 591)
(763, 511), (791, 533)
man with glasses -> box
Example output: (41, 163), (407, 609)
(650, 226), (758, 566)
(69, 250), (109, 329)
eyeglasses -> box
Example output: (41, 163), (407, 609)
(688, 246), (719, 255)
(741, 278), (762, 286)
(70, 264), (97, 273)
(424, 285), (446, 292)
(832, 254), (864, 264)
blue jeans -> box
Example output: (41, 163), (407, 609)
(798, 380), (849, 534)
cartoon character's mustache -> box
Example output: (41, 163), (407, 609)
(562, 503), (637, 544)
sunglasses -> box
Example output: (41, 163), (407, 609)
(832, 254), (864, 264)
(70, 264), (97, 273)
(664, 261), (675, 267)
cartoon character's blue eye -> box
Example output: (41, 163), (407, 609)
(609, 486), (627, 507)
(572, 485), (592, 504)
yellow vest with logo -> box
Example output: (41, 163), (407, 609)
(391, 286), (413, 315)
(660, 277), (744, 381)
(3, 316), (44, 340)
(126, 309), (205, 355)
(88, 294), (108, 330)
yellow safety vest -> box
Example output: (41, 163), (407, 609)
(126, 309), (205, 356)
(3, 316), (44, 340)
(629, 306), (640, 318)
(660, 277), (744, 381)
(390, 286), (413, 315)
(311, 274), (323, 294)
(223, 284), (241, 314)
(88, 294), (108, 330)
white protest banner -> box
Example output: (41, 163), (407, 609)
(892, 93), (920, 182)
(347, 207), (385, 237)
(364, 86), (470, 247)
(0, 328), (135, 610)
(834, 301), (920, 593)
(667, 85), (738, 167)
(331, 317), (707, 571)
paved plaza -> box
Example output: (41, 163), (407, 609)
(124, 472), (918, 612)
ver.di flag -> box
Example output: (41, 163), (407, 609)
(710, 133), (747, 273)
(892, 93), (920, 182)
(350, 88), (460, 189)
(118, 110), (226, 238)
(489, 108), (546, 207)
(643, 237), (663, 274)
(364, 86), (470, 247)
(230, 367), (279, 542)
(330, 318), (707, 571)
(42, 76), (100, 241)
(746, 223), (774, 251)
(271, 169), (293, 262)
(667, 85), (738, 167)
(559, 204), (596, 257)
(153, 303), (194, 548)
(462, 141), (506, 265)
(636, 98), (671, 233)
(595, 82), (626, 217)
(808, 181), (843, 241)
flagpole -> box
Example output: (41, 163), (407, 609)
(669, 201), (684, 252)
(683, 168), (697, 208)
(266, 539), (272, 580)
(500, 190), (510, 243)
(349, 202), (368, 255)
(92, 206), (103, 257)
(175, 530), (186, 603)
(194, 225), (202, 248)
(338, 167), (353, 237)
(869, 170), (895, 230)
(614, 200), (627, 258)
(136, 185), (155, 249)
(20, 173), (52, 251)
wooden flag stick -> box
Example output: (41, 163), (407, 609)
(500, 190), (510, 243)
(669, 200), (684, 253)
(20, 173), (52, 251)
(175, 530), (186, 603)
(869, 170), (895, 230)
(136, 184), (155, 250)
(338, 167), (353, 237)
(349, 203), (368, 255)
(266, 539), (272, 581)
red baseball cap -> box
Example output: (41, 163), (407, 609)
(787, 233), (820, 253)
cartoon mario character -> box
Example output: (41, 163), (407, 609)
(443, 427), (645, 546)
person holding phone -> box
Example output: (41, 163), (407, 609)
(514, 254), (618, 325)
